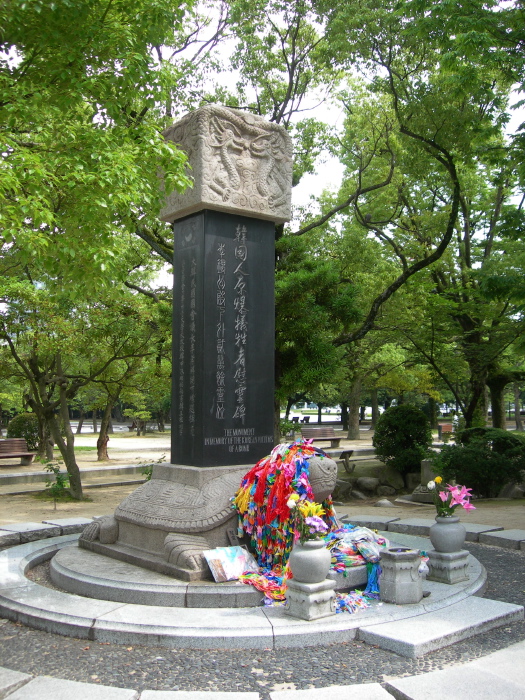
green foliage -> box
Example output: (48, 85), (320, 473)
(6, 412), (39, 450)
(372, 405), (432, 477)
(279, 418), (296, 438)
(0, 0), (192, 291)
(275, 235), (360, 399)
(432, 428), (525, 498)
(138, 453), (166, 481)
(42, 458), (70, 504)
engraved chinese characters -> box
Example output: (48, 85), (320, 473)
(172, 210), (275, 467)
(160, 106), (292, 225)
(216, 243), (226, 420)
(233, 225), (248, 424)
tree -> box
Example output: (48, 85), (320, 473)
(0, 274), (168, 497)
(1, 0), (192, 292)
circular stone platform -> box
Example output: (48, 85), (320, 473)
(0, 532), (488, 650)
(50, 544), (369, 608)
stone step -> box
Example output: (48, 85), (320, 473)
(479, 529), (525, 550)
(358, 596), (524, 658)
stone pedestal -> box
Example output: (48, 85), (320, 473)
(285, 578), (336, 621)
(80, 463), (248, 581)
(411, 459), (438, 503)
(379, 548), (423, 605)
(427, 549), (470, 584)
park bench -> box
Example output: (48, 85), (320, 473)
(301, 426), (341, 448)
(0, 438), (36, 465)
(438, 423), (454, 439)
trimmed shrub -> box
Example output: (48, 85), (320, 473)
(432, 427), (525, 498)
(372, 405), (432, 478)
(6, 412), (40, 450)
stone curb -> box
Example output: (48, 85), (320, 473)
(0, 534), (488, 651)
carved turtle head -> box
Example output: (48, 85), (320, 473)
(308, 455), (338, 502)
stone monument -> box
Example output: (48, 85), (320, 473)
(80, 105), (294, 581)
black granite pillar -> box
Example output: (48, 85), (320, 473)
(172, 209), (275, 467)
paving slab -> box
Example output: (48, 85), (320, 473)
(462, 523), (504, 542)
(140, 692), (260, 699)
(357, 596), (523, 657)
(386, 519), (434, 536)
(0, 522), (60, 542)
(478, 529), (525, 550)
(384, 665), (525, 699)
(269, 683), (392, 700)
(4, 676), (139, 699)
(0, 666), (31, 699)
(42, 517), (93, 534)
(467, 639), (525, 686)
(339, 515), (400, 529)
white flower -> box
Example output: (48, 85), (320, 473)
(286, 498), (297, 509)
(427, 480), (436, 490)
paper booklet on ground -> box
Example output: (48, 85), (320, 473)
(203, 545), (259, 583)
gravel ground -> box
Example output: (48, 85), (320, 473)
(1, 541), (524, 697)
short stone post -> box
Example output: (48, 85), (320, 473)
(379, 548), (423, 605)
(285, 578), (336, 621)
(427, 550), (469, 584)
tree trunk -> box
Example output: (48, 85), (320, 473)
(340, 402), (349, 431)
(76, 409), (84, 434)
(514, 382), (523, 431)
(346, 377), (362, 440)
(108, 416), (114, 434)
(274, 396), (281, 445)
(317, 404), (323, 424)
(47, 385), (83, 499)
(92, 410), (98, 433)
(487, 374), (508, 430)
(463, 372), (488, 428)
(370, 388), (379, 429)
(427, 396), (438, 430)
(285, 397), (294, 421)
(0, 404), (3, 436)
(44, 419), (54, 460)
(97, 399), (116, 461)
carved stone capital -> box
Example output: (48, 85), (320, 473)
(160, 105), (293, 224)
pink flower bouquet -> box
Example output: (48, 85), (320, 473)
(427, 477), (476, 517)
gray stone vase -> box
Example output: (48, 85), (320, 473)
(288, 539), (332, 584)
(429, 515), (467, 553)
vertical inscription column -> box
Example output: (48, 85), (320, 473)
(162, 105), (292, 468)
(173, 210), (275, 467)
